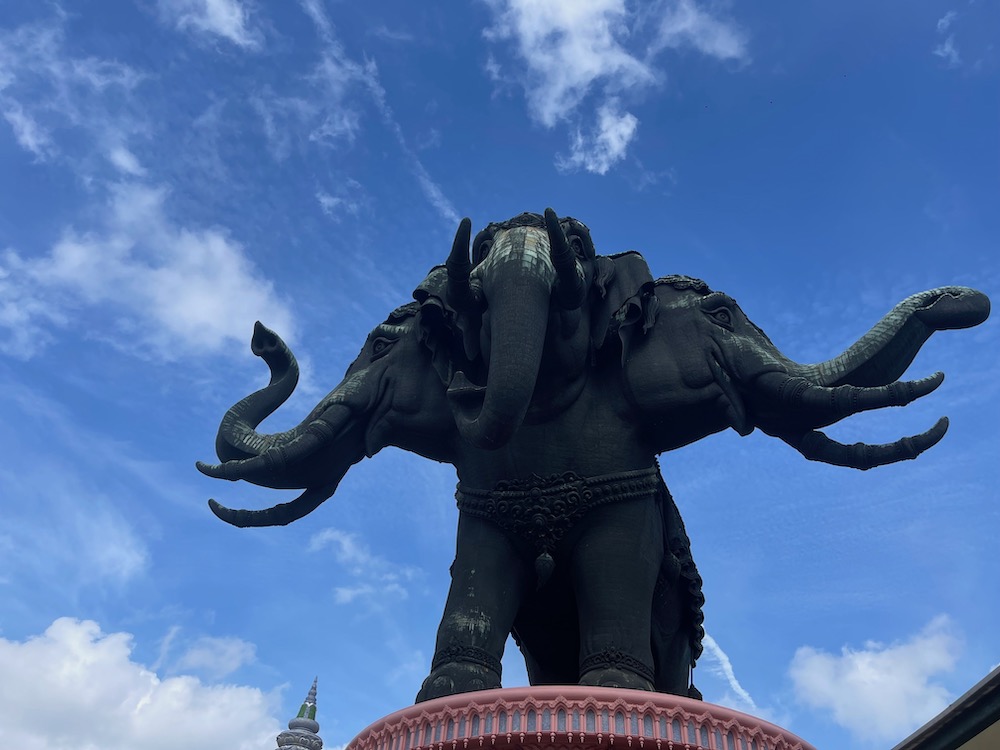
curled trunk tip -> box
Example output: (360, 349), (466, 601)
(208, 483), (337, 527)
(784, 416), (949, 470)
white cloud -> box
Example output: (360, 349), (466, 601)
(647, 0), (748, 60)
(932, 10), (965, 68)
(484, 0), (653, 128)
(175, 636), (257, 679)
(0, 181), (295, 360)
(158, 0), (261, 48)
(316, 186), (362, 220)
(483, 0), (747, 173)
(0, 619), (279, 750)
(333, 584), (376, 604)
(936, 10), (958, 33)
(108, 145), (146, 175)
(789, 615), (960, 744)
(933, 35), (961, 67)
(559, 98), (638, 174)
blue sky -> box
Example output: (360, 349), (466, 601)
(0, 1), (997, 747)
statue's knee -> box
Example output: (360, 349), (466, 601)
(415, 646), (502, 703)
(579, 649), (655, 691)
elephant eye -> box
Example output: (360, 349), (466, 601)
(371, 337), (395, 360)
(705, 307), (734, 330)
(569, 236), (585, 258)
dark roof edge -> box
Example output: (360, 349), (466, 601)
(891, 665), (1000, 750)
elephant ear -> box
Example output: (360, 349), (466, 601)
(412, 265), (469, 385)
(592, 251), (659, 362)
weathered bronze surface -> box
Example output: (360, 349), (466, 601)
(199, 209), (990, 703)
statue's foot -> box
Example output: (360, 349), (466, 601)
(416, 661), (501, 702)
(579, 667), (654, 691)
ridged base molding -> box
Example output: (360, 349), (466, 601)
(346, 687), (815, 750)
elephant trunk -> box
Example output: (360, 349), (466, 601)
(198, 326), (370, 525)
(215, 321), (302, 462)
(199, 396), (363, 525)
(750, 369), (949, 469)
(754, 370), (944, 428)
(199, 403), (354, 488)
(450, 225), (556, 450)
(787, 287), (990, 387)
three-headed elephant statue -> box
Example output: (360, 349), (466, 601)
(198, 210), (990, 704)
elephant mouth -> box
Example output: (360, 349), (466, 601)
(447, 371), (487, 409)
(709, 353), (751, 436)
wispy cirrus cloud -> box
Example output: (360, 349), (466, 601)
(316, 179), (365, 221)
(790, 616), (961, 744)
(0, 12), (145, 168)
(293, 0), (460, 225)
(483, 0), (748, 174)
(146, 626), (257, 681)
(700, 633), (758, 711)
(932, 37), (960, 68)
(0, 388), (148, 589)
(157, 0), (262, 49)
(174, 635), (258, 679)
(1, 100), (54, 159)
(308, 527), (419, 607)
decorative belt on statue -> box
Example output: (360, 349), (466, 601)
(455, 466), (661, 585)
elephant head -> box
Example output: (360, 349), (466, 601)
(624, 276), (991, 468)
(440, 209), (620, 450)
(198, 301), (457, 527)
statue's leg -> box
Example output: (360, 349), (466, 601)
(651, 575), (694, 694)
(416, 512), (532, 702)
(512, 567), (580, 684)
(571, 495), (663, 690)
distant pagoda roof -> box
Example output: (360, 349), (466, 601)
(277, 678), (323, 750)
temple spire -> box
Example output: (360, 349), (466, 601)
(276, 678), (323, 749)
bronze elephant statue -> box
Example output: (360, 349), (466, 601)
(198, 210), (990, 702)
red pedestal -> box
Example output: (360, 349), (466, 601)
(346, 687), (815, 750)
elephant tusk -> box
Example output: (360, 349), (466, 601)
(208, 481), (340, 527)
(446, 217), (482, 313)
(780, 417), (949, 470)
(756, 371), (944, 428)
(544, 208), (586, 310)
